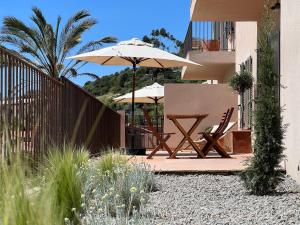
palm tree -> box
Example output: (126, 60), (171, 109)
(0, 7), (116, 78)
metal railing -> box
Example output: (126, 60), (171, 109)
(0, 46), (120, 161)
(62, 78), (120, 154)
(184, 21), (235, 57)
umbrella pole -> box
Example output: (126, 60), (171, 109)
(155, 98), (159, 145)
(130, 63), (136, 150)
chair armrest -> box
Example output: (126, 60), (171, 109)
(161, 132), (176, 135)
(138, 128), (175, 136)
(198, 132), (207, 135)
(198, 132), (219, 134)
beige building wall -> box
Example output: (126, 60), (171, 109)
(281, 0), (300, 183)
(235, 22), (258, 79)
(221, 66), (236, 83)
(164, 84), (238, 148)
(235, 22), (258, 128)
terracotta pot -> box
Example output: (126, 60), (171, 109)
(205, 40), (220, 51)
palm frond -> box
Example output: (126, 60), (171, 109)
(75, 72), (99, 79)
(59, 18), (97, 61)
(54, 16), (62, 59)
(1, 7), (108, 79)
(77, 36), (117, 54)
(58, 10), (93, 57)
(31, 7), (47, 38)
(98, 36), (117, 44)
(61, 10), (91, 35)
(2, 16), (53, 70)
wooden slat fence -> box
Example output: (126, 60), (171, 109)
(0, 46), (120, 161)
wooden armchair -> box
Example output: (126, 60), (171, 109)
(199, 107), (235, 158)
(141, 107), (174, 159)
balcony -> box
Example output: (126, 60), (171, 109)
(190, 0), (264, 21)
(182, 21), (235, 81)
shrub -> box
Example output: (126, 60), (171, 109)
(42, 144), (89, 224)
(229, 71), (253, 95)
(82, 153), (155, 223)
(241, 0), (284, 195)
(0, 155), (35, 225)
(0, 152), (59, 225)
(229, 70), (253, 128)
(0, 144), (154, 225)
(97, 152), (128, 175)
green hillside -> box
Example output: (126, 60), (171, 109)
(83, 67), (201, 109)
(84, 67), (199, 96)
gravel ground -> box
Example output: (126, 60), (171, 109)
(145, 175), (300, 225)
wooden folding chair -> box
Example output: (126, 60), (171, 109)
(141, 107), (174, 159)
(182, 111), (228, 151)
(199, 107), (235, 158)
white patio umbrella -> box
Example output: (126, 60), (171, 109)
(69, 38), (201, 149)
(114, 82), (164, 135)
(114, 82), (164, 104)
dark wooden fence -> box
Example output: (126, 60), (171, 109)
(0, 46), (120, 161)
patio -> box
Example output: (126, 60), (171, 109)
(130, 151), (253, 173)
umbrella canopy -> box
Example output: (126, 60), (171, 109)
(114, 82), (164, 104)
(69, 38), (200, 68)
(114, 82), (164, 140)
(69, 38), (201, 149)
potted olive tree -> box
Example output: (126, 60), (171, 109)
(229, 71), (253, 129)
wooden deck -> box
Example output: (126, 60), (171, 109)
(129, 151), (253, 173)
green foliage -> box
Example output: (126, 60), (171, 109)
(96, 152), (128, 176)
(229, 71), (253, 95)
(0, 155), (35, 225)
(43, 144), (89, 224)
(241, 1), (284, 195)
(97, 93), (116, 108)
(0, 7), (116, 78)
(0, 137), (154, 225)
(142, 28), (183, 55)
(82, 154), (155, 223)
(229, 71), (253, 128)
(0, 151), (59, 225)
(0, 141), (154, 225)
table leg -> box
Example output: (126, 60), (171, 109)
(169, 118), (205, 159)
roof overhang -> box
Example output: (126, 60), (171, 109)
(182, 51), (235, 81)
(190, 0), (265, 21)
(182, 64), (234, 81)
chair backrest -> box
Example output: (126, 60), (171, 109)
(211, 121), (236, 134)
(223, 122), (236, 134)
(213, 107), (234, 137)
(214, 108), (229, 134)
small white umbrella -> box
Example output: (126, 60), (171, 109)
(69, 38), (201, 149)
(114, 82), (164, 135)
(114, 82), (164, 104)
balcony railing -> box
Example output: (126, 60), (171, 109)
(184, 21), (235, 57)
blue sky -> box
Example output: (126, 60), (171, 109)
(0, 0), (190, 86)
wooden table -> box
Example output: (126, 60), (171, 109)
(167, 114), (208, 159)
